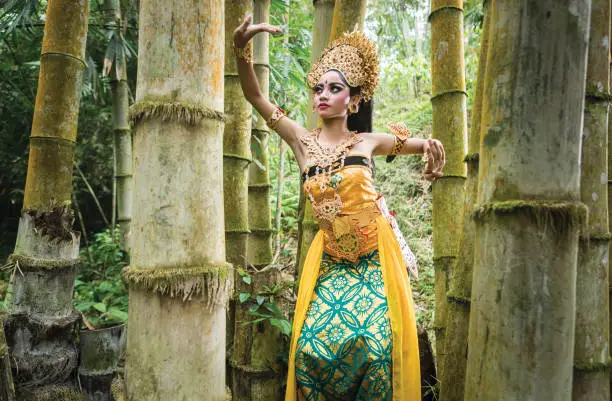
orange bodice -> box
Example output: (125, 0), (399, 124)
(303, 164), (381, 262)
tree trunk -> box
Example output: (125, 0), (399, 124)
(573, 0), (611, 399)
(232, 1), (283, 399)
(247, 1), (274, 268)
(609, 4), (612, 394)
(3, 1), (89, 399)
(296, 0), (334, 279)
(123, 1), (230, 399)
(224, 0), (253, 393)
(439, 2), (490, 401)
(329, 0), (367, 38)
(103, 0), (133, 251)
(464, 1), (591, 399)
(0, 312), (15, 401)
(275, 139), (287, 254)
(428, 0), (468, 384)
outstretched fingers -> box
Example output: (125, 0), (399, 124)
(251, 22), (283, 35)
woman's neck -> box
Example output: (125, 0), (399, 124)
(319, 117), (351, 144)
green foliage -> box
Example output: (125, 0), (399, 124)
(237, 267), (294, 338)
(0, 0), (139, 262)
(73, 227), (129, 328)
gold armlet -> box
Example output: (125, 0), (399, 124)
(233, 41), (253, 64)
(387, 122), (411, 156)
(266, 106), (286, 131)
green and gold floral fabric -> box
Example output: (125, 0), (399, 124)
(295, 250), (392, 401)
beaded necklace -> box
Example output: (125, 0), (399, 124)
(300, 128), (362, 194)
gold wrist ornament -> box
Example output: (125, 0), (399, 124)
(387, 122), (411, 156)
(266, 105), (286, 131)
(232, 40), (253, 64)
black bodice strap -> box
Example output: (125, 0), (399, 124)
(301, 155), (372, 183)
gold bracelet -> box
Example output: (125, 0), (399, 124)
(266, 106), (286, 131)
(232, 41), (253, 64)
(387, 122), (411, 156)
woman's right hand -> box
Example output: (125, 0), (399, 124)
(233, 15), (283, 48)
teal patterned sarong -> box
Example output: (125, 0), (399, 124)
(295, 250), (393, 401)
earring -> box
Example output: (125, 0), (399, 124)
(349, 103), (358, 115)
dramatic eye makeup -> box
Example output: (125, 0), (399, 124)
(312, 82), (346, 94)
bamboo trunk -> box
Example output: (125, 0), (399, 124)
(3, 1), (89, 399)
(428, 0), (468, 384)
(103, 0), (133, 250)
(439, 2), (490, 401)
(247, 0), (274, 268)
(232, 1), (283, 399)
(224, 0), (253, 392)
(296, 0), (334, 278)
(609, 2), (612, 393)
(573, 0), (611, 399)
(0, 312), (15, 401)
(123, 1), (230, 399)
(78, 324), (126, 401)
(464, 1), (591, 399)
(275, 139), (287, 254)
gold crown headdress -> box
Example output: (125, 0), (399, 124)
(307, 31), (379, 102)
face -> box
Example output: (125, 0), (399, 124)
(312, 70), (358, 118)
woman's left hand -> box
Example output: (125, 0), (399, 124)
(423, 138), (445, 181)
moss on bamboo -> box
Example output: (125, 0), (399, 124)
(585, 90), (612, 102)
(428, 0), (463, 20)
(122, 264), (233, 304)
(7, 254), (78, 272)
(129, 100), (225, 125)
(472, 200), (588, 232)
(225, 227), (251, 234)
(430, 90), (468, 101)
(447, 293), (470, 306)
(223, 153), (252, 163)
(579, 232), (612, 242)
(250, 228), (277, 233)
(16, 385), (85, 401)
(574, 359), (612, 372)
(464, 152), (479, 162)
(229, 359), (277, 376)
(111, 377), (127, 401)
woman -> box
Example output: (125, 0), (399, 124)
(233, 15), (445, 401)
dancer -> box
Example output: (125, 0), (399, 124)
(233, 15), (445, 401)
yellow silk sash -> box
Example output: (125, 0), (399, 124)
(285, 216), (421, 401)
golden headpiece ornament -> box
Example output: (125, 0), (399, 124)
(307, 31), (379, 102)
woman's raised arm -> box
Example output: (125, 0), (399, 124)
(233, 16), (308, 151)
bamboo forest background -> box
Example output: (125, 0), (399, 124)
(0, 0), (482, 335)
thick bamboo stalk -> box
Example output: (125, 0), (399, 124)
(233, 1), (283, 399)
(247, 0), (274, 267)
(224, 0), (253, 396)
(3, 0), (89, 399)
(0, 313), (15, 401)
(609, 2), (612, 393)
(573, 0), (611, 399)
(464, 1), (591, 399)
(329, 0), (367, 38)
(439, 2), (490, 401)
(428, 0), (468, 383)
(296, 0), (334, 278)
(123, 1), (230, 399)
